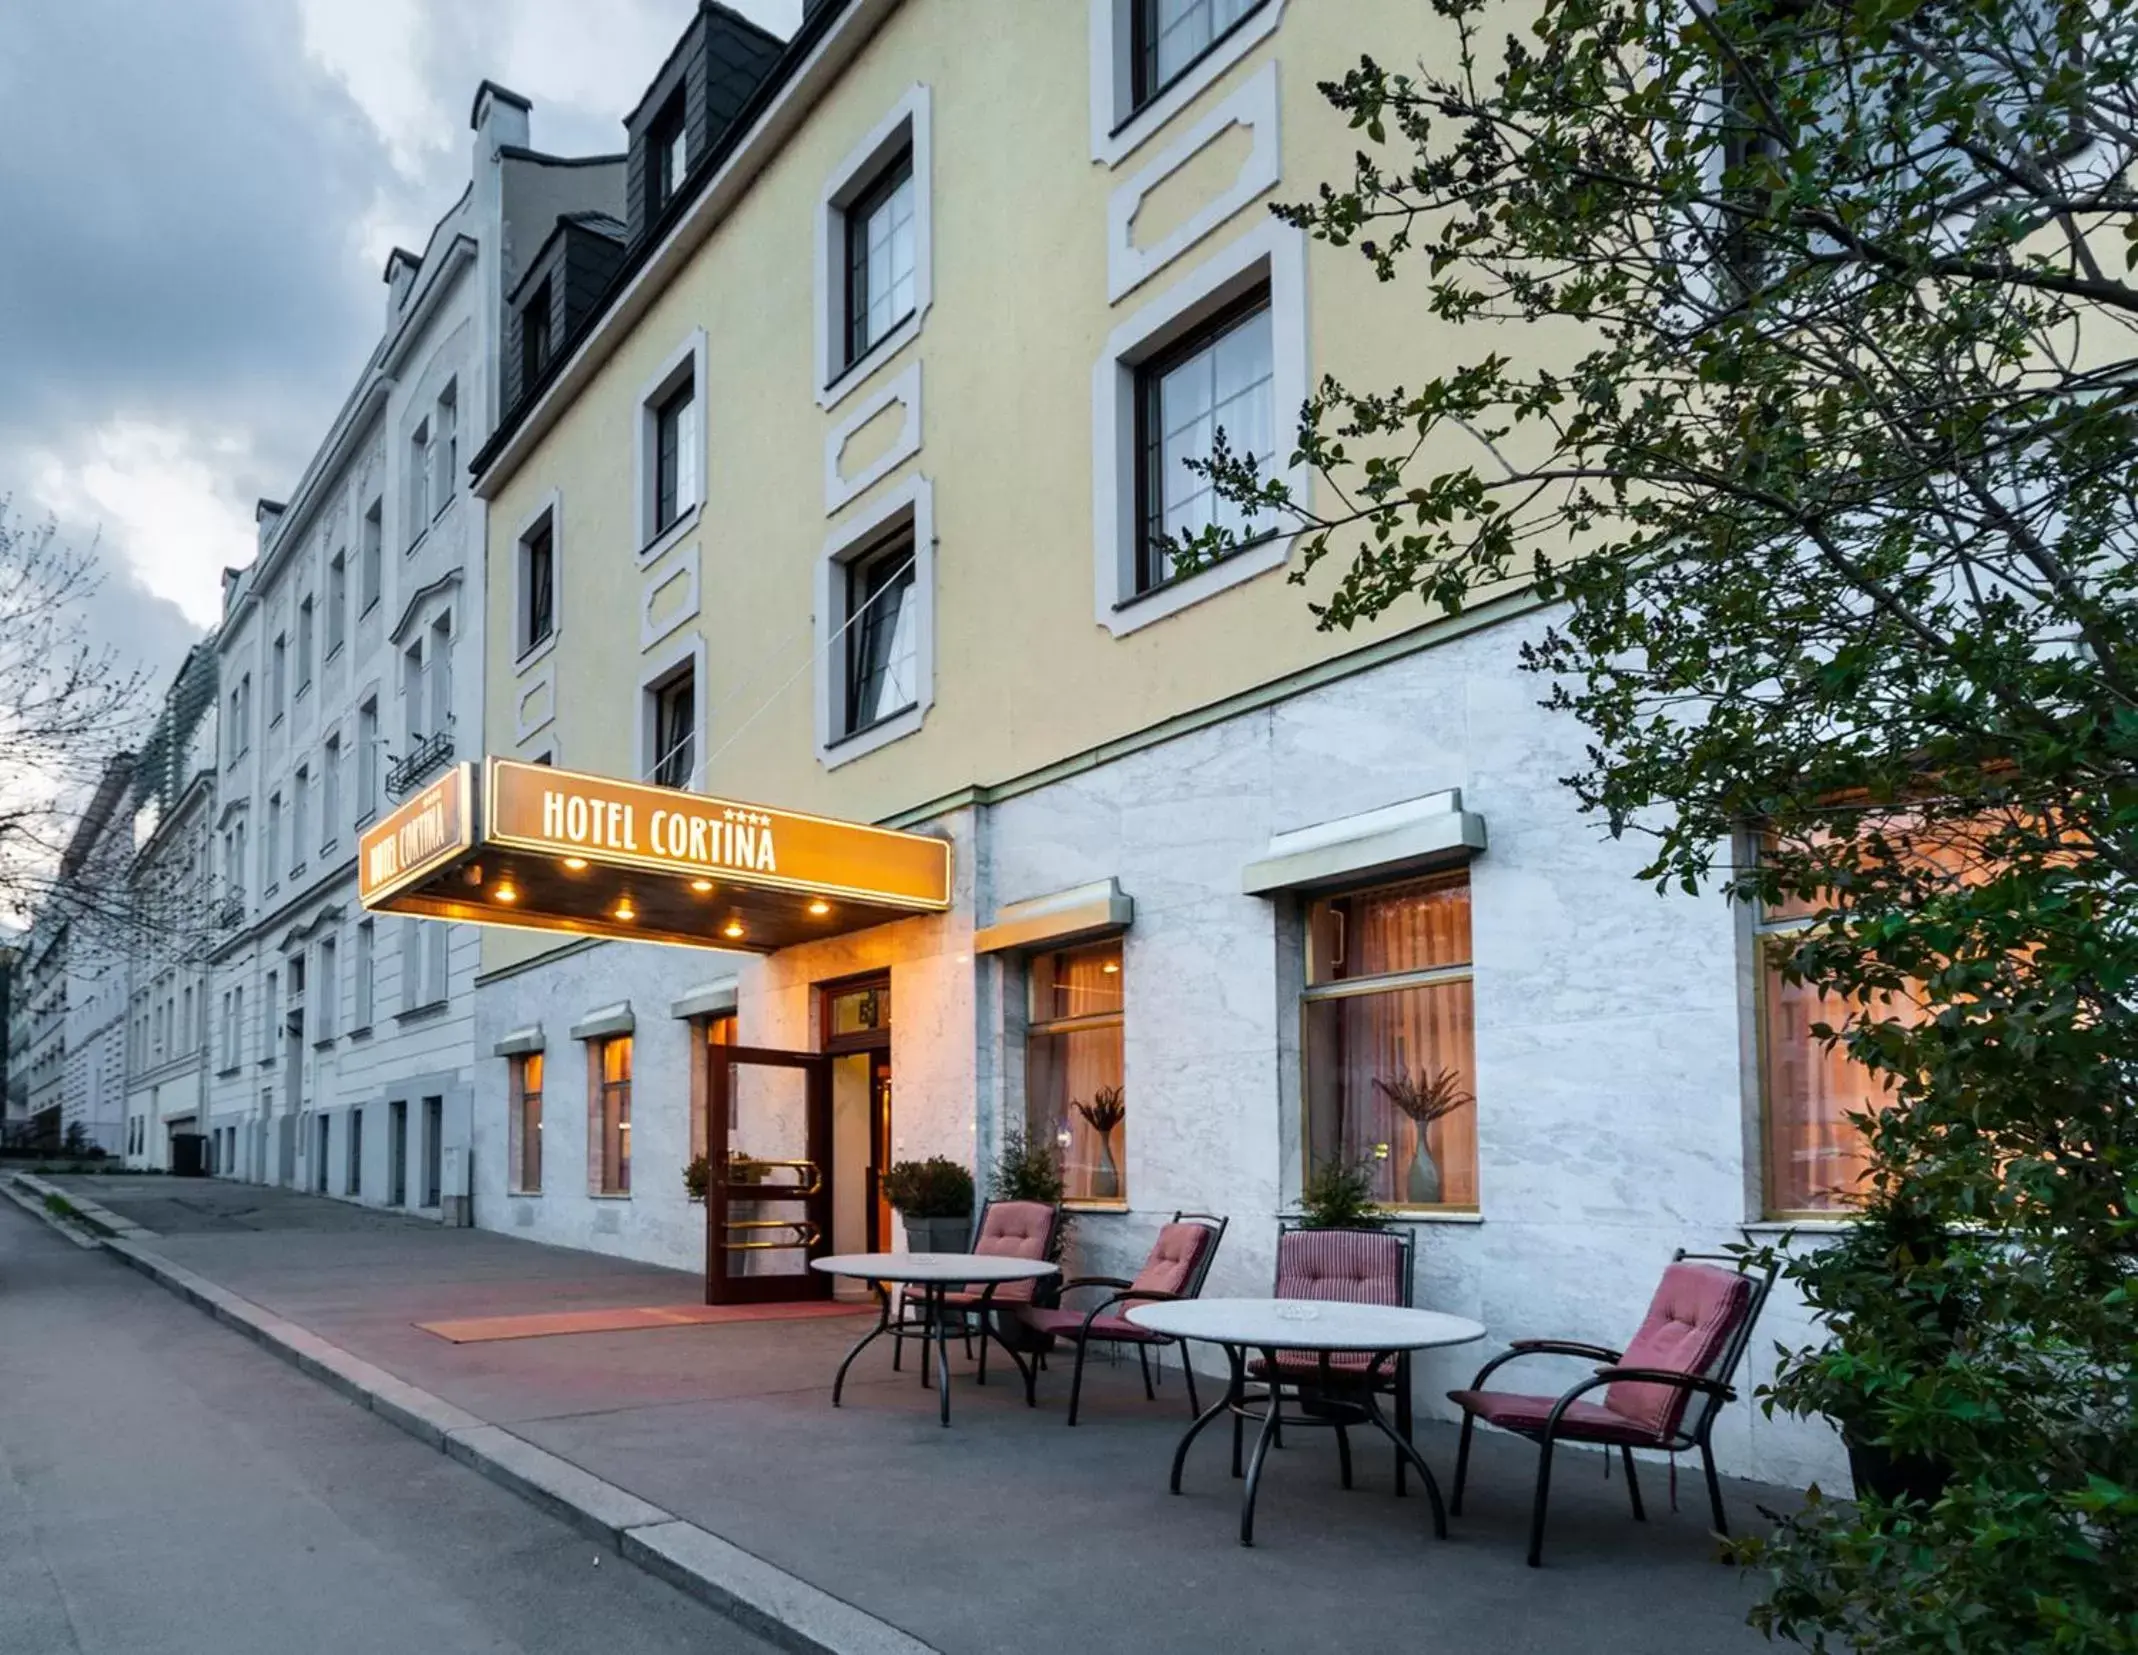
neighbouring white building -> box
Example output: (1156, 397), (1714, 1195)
(57, 756), (138, 1158)
(122, 645), (219, 1170)
(202, 84), (622, 1206)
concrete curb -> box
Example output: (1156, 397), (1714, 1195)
(97, 1236), (939, 1655)
(2, 1174), (103, 1248)
(9, 1171), (160, 1240)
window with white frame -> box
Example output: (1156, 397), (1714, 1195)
(634, 332), (705, 553)
(648, 663), (697, 790)
(428, 614), (452, 736)
(648, 90), (688, 220)
(815, 477), (934, 766)
(321, 735), (341, 848)
(817, 87), (931, 404)
(360, 501), (383, 611)
(519, 507), (557, 658)
(296, 596), (315, 695)
(406, 419), (430, 547)
(651, 382), (698, 539)
(316, 934), (337, 1041)
(357, 697), (379, 816)
(1090, 0), (1286, 166)
(432, 381), (458, 520)
(289, 766), (309, 874)
(263, 793), (282, 890)
(327, 554), (347, 656)
(1094, 221), (1306, 634)
(270, 634), (288, 722)
(353, 918), (375, 1030)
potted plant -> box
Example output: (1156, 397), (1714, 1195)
(682, 1155), (711, 1201)
(1371, 1067), (1472, 1205)
(880, 1156), (974, 1253)
(1296, 1156), (1390, 1230)
(1072, 1086), (1126, 1199)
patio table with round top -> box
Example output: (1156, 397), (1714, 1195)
(1126, 1297), (1486, 1546)
(811, 1253), (1060, 1427)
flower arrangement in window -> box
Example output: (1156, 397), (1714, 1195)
(1072, 1085), (1126, 1200)
(1371, 1066), (1473, 1205)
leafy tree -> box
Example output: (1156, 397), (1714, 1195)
(1195, 1), (2138, 1647)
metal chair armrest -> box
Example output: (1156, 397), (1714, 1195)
(1464, 1339), (1623, 1392)
(1056, 1275), (1134, 1295)
(1589, 1366), (1735, 1401)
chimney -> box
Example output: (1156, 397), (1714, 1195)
(470, 78), (532, 159)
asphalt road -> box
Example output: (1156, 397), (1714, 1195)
(0, 1198), (775, 1655)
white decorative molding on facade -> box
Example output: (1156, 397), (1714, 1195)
(1107, 61), (1280, 302)
(824, 361), (922, 516)
(1241, 789), (1488, 895)
(513, 662), (555, 744)
(639, 543), (702, 651)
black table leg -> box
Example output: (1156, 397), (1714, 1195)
(830, 1286), (893, 1407)
(1358, 1351), (1448, 1539)
(1169, 1342), (1243, 1495)
(972, 1287), (1039, 1406)
(931, 1284), (953, 1427)
(1239, 1346), (1288, 1547)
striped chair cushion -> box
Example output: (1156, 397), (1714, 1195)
(944, 1200), (1054, 1305)
(1129, 1222), (1215, 1298)
(1274, 1228), (1406, 1306)
(1603, 1264), (1753, 1439)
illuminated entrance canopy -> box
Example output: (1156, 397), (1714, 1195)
(359, 760), (952, 951)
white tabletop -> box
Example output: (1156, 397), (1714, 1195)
(1126, 1297), (1486, 1353)
(811, 1252), (1060, 1286)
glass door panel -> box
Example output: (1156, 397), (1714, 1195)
(706, 1047), (831, 1304)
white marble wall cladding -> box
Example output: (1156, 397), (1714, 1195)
(474, 620), (1845, 1488)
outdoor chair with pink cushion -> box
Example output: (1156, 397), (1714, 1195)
(1447, 1249), (1777, 1566)
(1244, 1222), (1420, 1494)
(891, 1198), (1061, 1395)
(1018, 1212), (1228, 1425)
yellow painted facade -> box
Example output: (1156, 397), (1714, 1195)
(477, 0), (1540, 976)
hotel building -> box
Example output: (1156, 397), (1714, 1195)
(404, 0), (1861, 1487)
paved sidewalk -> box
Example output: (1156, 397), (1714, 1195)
(53, 1177), (1792, 1655)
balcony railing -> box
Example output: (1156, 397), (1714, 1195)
(385, 728), (455, 800)
(216, 897), (246, 930)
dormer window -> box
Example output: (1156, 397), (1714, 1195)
(649, 93), (687, 220)
(521, 277), (553, 391)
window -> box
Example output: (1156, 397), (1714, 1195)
(433, 382), (458, 520)
(1134, 292), (1274, 594)
(231, 985), (244, 1068)
(321, 736), (341, 846)
(652, 381), (699, 537)
(520, 511), (556, 657)
(520, 279), (553, 393)
(326, 554), (347, 656)
(316, 936), (336, 1041)
(360, 501), (383, 612)
(1301, 871), (1479, 1211)
(1132, 0), (1265, 111)
(842, 529), (918, 738)
(407, 419), (430, 547)
(347, 1107), (363, 1196)
(1026, 939), (1127, 1204)
(357, 699), (379, 817)
(353, 918), (374, 1030)
(289, 767), (309, 874)
(509, 1052), (543, 1194)
(261, 972), (277, 1057)
(843, 147), (916, 370)
(817, 88), (931, 405)
(426, 919), (449, 1010)
(403, 644), (425, 745)
(296, 597), (314, 694)
(400, 916), (448, 1012)
(649, 92), (687, 218)
(649, 666), (696, 790)
(590, 1035), (632, 1196)
(263, 794), (282, 889)
(429, 615), (452, 736)
(271, 634), (288, 721)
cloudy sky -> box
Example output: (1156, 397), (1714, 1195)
(0, 0), (798, 698)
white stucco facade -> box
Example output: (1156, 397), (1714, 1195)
(474, 613), (1846, 1490)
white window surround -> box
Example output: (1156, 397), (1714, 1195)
(640, 544), (702, 651)
(1107, 60), (1280, 301)
(633, 329), (707, 563)
(636, 631), (706, 791)
(1091, 218), (1307, 636)
(824, 360), (923, 516)
(814, 474), (935, 768)
(513, 488), (562, 669)
(815, 84), (933, 412)
(1089, 0), (1288, 168)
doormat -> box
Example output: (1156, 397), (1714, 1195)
(416, 1301), (870, 1343)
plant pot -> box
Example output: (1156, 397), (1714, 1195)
(1844, 1428), (1952, 1507)
(901, 1214), (970, 1254)
(1092, 1133), (1120, 1200)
